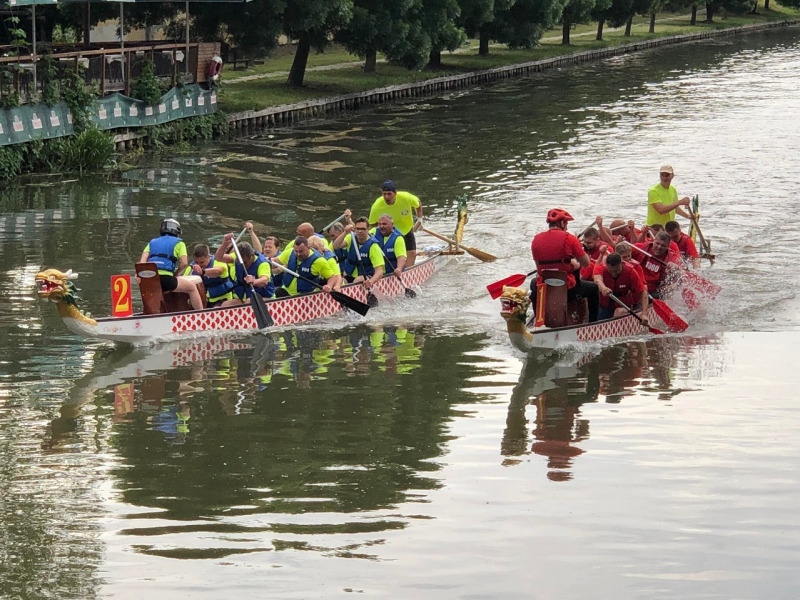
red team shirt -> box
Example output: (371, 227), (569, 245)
(633, 242), (681, 293)
(531, 229), (586, 289)
(592, 262), (645, 308)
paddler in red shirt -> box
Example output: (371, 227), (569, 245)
(665, 220), (700, 269)
(633, 231), (681, 299)
(531, 208), (599, 322)
(579, 227), (610, 281)
(592, 252), (649, 322)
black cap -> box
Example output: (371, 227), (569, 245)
(381, 180), (397, 192)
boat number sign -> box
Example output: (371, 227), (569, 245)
(111, 274), (133, 317)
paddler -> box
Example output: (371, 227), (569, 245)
(274, 236), (341, 297)
(647, 165), (691, 226)
(530, 208), (599, 323)
(138, 218), (203, 310)
(592, 252), (649, 322)
(665, 220), (700, 268)
(371, 214), (408, 279)
(213, 235), (274, 306)
(185, 244), (235, 307)
(333, 217), (385, 290)
(632, 231), (681, 299)
(368, 180), (423, 267)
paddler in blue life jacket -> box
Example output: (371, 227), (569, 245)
(273, 236), (342, 298)
(370, 214), (407, 279)
(308, 236), (342, 278)
(184, 244), (234, 307)
(333, 217), (385, 290)
(138, 218), (204, 310)
(213, 235), (274, 307)
(244, 222), (284, 288)
(326, 222), (348, 265)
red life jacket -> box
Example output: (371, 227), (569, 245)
(597, 262), (642, 308)
(531, 229), (580, 288)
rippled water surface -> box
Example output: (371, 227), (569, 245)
(2, 25), (800, 599)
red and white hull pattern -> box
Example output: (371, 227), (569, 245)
(508, 307), (668, 352)
(62, 255), (442, 345)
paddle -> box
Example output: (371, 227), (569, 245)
(348, 229), (379, 308)
(267, 259), (370, 317)
(609, 293), (664, 335)
(649, 295), (689, 332)
(486, 270), (537, 299)
(318, 212), (348, 235)
(235, 226), (248, 243)
(687, 209), (715, 265)
(230, 238), (273, 329)
(374, 238), (416, 298)
(630, 243), (721, 298)
(422, 227), (497, 262)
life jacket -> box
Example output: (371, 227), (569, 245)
(233, 253), (274, 299)
(375, 227), (403, 273)
(189, 257), (233, 303)
(597, 262), (642, 309)
(148, 235), (180, 275)
(531, 228), (581, 288)
(321, 249), (341, 275)
(286, 250), (325, 294)
(344, 234), (379, 278)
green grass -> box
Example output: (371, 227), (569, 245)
(217, 2), (800, 113)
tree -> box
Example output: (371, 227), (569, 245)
(420, 0), (466, 69)
(561, 0), (596, 45)
(489, 0), (565, 49)
(283, 0), (353, 87)
(192, 0), (284, 58)
(591, 0), (613, 40)
(703, 0), (755, 21)
(336, 0), (427, 72)
(457, 0), (496, 55)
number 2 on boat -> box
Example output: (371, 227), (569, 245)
(111, 275), (133, 317)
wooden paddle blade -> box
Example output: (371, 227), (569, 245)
(464, 245), (497, 263)
(651, 298), (688, 332)
(331, 291), (370, 316)
(250, 289), (273, 328)
(486, 274), (527, 299)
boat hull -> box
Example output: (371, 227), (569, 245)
(61, 254), (442, 345)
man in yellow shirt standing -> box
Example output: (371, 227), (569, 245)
(647, 165), (691, 227)
(368, 180), (423, 267)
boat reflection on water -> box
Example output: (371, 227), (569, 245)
(45, 325), (428, 449)
(502, 335), (725, 481)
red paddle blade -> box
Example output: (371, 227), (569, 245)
(649, 326), (665, 335)
(486, 274), (527, 299)
(681, 287), (702, 311)
(652, 299), (689, 332)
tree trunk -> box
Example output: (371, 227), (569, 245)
(649, 12), (656, 33)
(596, 19), (604, 41)
(765, 0), (770, 9)
(750, 0), (757, 13)
(625, 16), (633, 36)
(364, 48), (377, 73)
(562, 19), (571, 45)
(83, 4), (91, 45)
(479, 25), (490, 56)
(287, 35), (311, 87)
(705, 2), (714, 22)
(427, 49), (442, 69)
(691, 5), (697, 24)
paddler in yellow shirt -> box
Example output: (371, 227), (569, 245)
(368, 180), (423, 266)
(273, 236), (341, 297)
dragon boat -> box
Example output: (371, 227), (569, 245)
(498, 286), (668, 353)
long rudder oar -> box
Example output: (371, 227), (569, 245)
(422, 227), (497, 262)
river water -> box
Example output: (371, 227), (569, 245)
(2, 26), (800, 599)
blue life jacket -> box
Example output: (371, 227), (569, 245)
(286, 250), (325, 294)
(189, 257), (234, 302)
(375, 227), (403, 273)
(148, 235), (180, 275)
(233, 253), (274, 299)
(344, 234), (378, 278)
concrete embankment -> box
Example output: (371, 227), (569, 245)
(225, 20), (798, 135)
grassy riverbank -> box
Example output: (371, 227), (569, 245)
(216, 3), (800, 113)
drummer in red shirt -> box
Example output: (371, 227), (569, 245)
(633, 231), (681, 299)
(592, 252), (649, 322)
(531, 208), (599, 322)
(665, 220), (700, 268)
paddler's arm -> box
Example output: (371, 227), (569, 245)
(640, 289), (649, 325)
(593, 273), (612, 297)
(214, 233), (235, 263)
(245, 222), (263, 254)
(322, 274), (342, 293)
(332, 224), (352, 250)
(364, 265), (384, 289)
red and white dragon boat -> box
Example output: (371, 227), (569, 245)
(35, 255), (445, 346)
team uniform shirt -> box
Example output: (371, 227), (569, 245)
(370, 226), (407, 272)
(674, 232), (699, 261)
(622, 257), (647, 283)
(580, 242), (609, 281)
(592, 262), (645, 309)
(282, 252), (336, 296)
(341, 233), (385, 278)
(647, 183), (679, 226)
(183, 258), (234, 303)
(143, 238), (187, 276)
(633, 242), (681, 293)
(228, 252), (273, 299)
(530, 228), (586, 289)
(368, 191), (421, 235)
